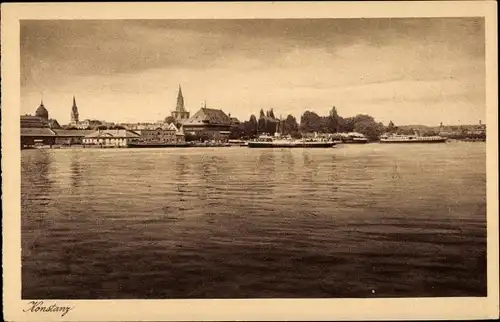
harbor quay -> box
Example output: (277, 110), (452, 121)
(21, 86), (486, 150)
(21, 86), (236, 149)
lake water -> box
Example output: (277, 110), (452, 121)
(21, 142), (487, 299)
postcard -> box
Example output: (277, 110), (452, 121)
(2, 1), (498, 321)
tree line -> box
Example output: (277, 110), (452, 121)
(230, 107), (387, 141)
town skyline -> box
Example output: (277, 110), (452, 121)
(21, 89), (486, 128)
(21, 18), (486, 126)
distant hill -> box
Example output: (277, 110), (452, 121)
(398, 124), (485, 131)
(398, 124), (437, 132)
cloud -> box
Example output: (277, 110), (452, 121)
(20, 18), (485, 125)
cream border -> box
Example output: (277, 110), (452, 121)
(2, 2), (498, 321)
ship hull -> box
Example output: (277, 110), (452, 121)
(248, 142), (335, 148)
(342, 140), (369, 144)
(127, 143), (190, 148)
(379, 139), (447, 144)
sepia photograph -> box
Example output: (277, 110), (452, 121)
(2, 1), (498, 321)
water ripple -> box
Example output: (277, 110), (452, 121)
(21, 144), (487, 299)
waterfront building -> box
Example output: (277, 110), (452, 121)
(20, 100), (62, 148)
(182, 104), (232, 140)
(134, 123), (185, 144)
(171, 85), (190, 124)
(21, 115), (51, 128)
(21, 99), (61, 129)
(21, 128), (57, 148)
(174, 128), (186, 142)
(53, 129), (94, 145)
(258, 115), (280, 135)
(21, 99), (64, 129)
(82, 129), (140, 147)
(21, 128), (95, 148)
(121, 122), (170, 131)
(438, 121), (486, 138)
(228, 113), (241, 129)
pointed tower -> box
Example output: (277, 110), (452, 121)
(71, 95), (79, 124)
(176, 85), (185, 112)
(171, 85), (190, 124)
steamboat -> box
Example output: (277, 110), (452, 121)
(342, 132), (369, 144)
(379, 134), (447, 143)
(247, 135), (335, 148)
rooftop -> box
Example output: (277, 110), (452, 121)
(20, 115), (51, 128)
(21, 128), (56, 137)
(184, 108), (232, 126)
(85, 129), (140, 138)
(52, 129), (95, 137)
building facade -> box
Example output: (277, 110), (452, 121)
(134, 123), (185, 144)
(182, 106), (232, 141)
(21, 115), (51, 128)
(53, 129), (94, 145)
(438, 121), (487, 138)
(20, 100), (62, 148)
(228, 114), (241, 129)
(21, 128), (57, 148)
(171, 85), (190, 124)
(83, 129), (140, 147)
(121, 122), (169, 131)
(21, 99), (61, 129)
(72, 119), (107, 130)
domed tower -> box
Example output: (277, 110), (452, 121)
(35, 99), (49, 120)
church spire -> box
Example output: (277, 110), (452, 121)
(170, 85), (190, 123)
(176, 85), (185, 112)
(71, 95), (79, 123)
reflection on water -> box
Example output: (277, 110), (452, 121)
(70, 153), (82, 188)
(21, 143), (487, 299)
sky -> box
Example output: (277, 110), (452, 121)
(20, 18), (485, 126)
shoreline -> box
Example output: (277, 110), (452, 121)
(20, 139), (485, 151)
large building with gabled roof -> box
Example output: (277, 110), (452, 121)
(82, 129), (140, 147)
(182, 103), (232, 140)
(133, 123), (185, 144)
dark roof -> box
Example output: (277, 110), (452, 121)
(21, 115), (44, 120)
(20, 115), (50, 128)
(49, 119), (61, 129)
(184, 108), (232, 126)
(21, 128), (56, 137)
(52, 129), (94, 137)
(35, 104), (49, 118)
